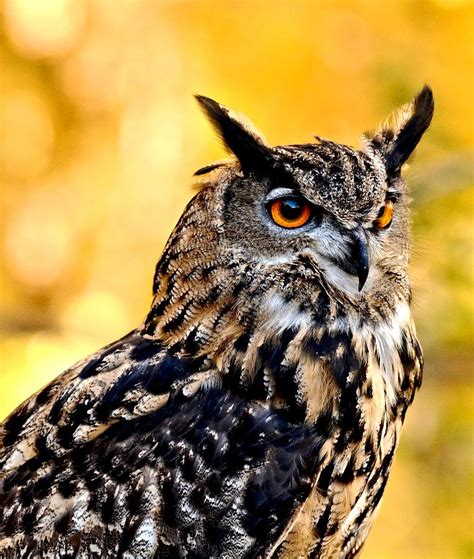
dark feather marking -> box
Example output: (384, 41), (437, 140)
(35, 383), (56, 406)
(101, 485), (116, 524)
(273, 362), (307, 423)
(314, 499), (332, 539)
(57, 477), (78, 499)
(130, 339), (164, 361)
(233, 332), (251, 352)
(194, 162), (225, 176)
(21, 503), (40, 533)
(55, 510), (73, 535)
(96, 354), (203, 420)
(386, 85), (434, 175)
(78, 331), (136, 380)
(162, 302), (194, 334)
(317, 462), (334, 494)
(3, 405), (31, 447)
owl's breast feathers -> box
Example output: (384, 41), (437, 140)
(0, 292), (422, 558)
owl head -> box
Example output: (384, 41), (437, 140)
(150, 88), (434, 342)
(188, 88), (433, 299)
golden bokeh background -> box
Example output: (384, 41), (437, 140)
(0, 1), (472, 557)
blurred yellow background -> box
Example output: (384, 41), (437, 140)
(0, 1), (472, 557)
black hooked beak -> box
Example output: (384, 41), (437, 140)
(349, 229), (370, 291)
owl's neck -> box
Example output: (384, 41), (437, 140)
(144, 239), (421, 430)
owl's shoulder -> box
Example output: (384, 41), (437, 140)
(0, 329), (322, 556)
(0, 331), (208, 473)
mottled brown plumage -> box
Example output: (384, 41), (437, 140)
(0, 87), (433, 558)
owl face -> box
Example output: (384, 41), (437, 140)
(193, 90), (433, 298)
(217, 142), (396, 294)
(173, 87), (433, 312)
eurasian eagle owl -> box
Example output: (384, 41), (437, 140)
(0, 87), (434, 558)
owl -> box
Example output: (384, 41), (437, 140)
(0, 87), (433, 558)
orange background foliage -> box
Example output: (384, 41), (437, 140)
(0, 1), (472, 557)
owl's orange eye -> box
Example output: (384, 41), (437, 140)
(374, 200), (394, 229)
(269, 197), (313, 229)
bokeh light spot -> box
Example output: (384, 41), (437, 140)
(61, 290), (130, 341)
(3, 0), (85, 59)
(1, 90), (56, 179)
(4, 191), (73, 289)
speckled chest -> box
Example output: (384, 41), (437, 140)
(261, 303), (423, 558)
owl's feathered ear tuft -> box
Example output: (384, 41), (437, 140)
(366, 86), (434, 176)
(195, 95), (272, 174)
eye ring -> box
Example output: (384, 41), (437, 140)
(374, 200), (394, 230)
(269, 197), (313, 229)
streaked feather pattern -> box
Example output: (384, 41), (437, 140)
(0, 87), (432, 558)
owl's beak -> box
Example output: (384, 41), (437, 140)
(351, 229), (370, 291)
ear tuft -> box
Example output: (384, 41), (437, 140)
(195, 95), (271, 173)
(366, 86), (434, 176)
